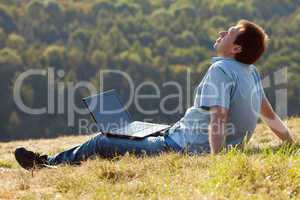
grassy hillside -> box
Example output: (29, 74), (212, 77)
(0, 118), (300, 200)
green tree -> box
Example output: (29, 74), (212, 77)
(42, 45), (66, 69)
(6, 33), (25, 51)
(0, 5), (16, 33)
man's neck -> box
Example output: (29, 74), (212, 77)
(217, 53), (235, 59)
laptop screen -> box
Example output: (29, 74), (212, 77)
(82, 90), (132, 133)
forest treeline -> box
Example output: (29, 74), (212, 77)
(1, 0), (300, 140)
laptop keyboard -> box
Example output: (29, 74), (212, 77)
(112, 121), (164, 136)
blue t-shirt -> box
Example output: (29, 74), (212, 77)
(168, 57), (265, 153)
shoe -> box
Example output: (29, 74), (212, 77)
(14, 147), (49, 170)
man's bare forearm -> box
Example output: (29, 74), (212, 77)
(209, 128), (225, 154)
(260, 96), (294, 143)
(262, 113), (294, 143)
(209, 106), (228, 154)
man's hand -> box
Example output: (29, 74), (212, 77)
(208, 106), (229, 154)
(260, 96), (295, 144)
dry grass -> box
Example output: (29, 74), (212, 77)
(0, 118), (300, 200)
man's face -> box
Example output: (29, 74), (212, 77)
(214, 25), (243, 57)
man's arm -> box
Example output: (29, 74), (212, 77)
(208, 106), (229, 154)
(260, 96), (294, 143)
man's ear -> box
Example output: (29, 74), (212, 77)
(232, 45), (242, 54)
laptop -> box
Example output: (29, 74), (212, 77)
(82, 90), (170, 138)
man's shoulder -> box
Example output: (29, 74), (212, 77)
(208, 60), (235, 79)
(249, 64), (261, 78)
(249, 64), (258, 71)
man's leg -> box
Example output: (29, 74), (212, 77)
(47, 134), (169, 165)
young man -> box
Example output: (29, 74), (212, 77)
(15, 20), (295, 170)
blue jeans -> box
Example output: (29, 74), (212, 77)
(47, 132), (182, 165)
